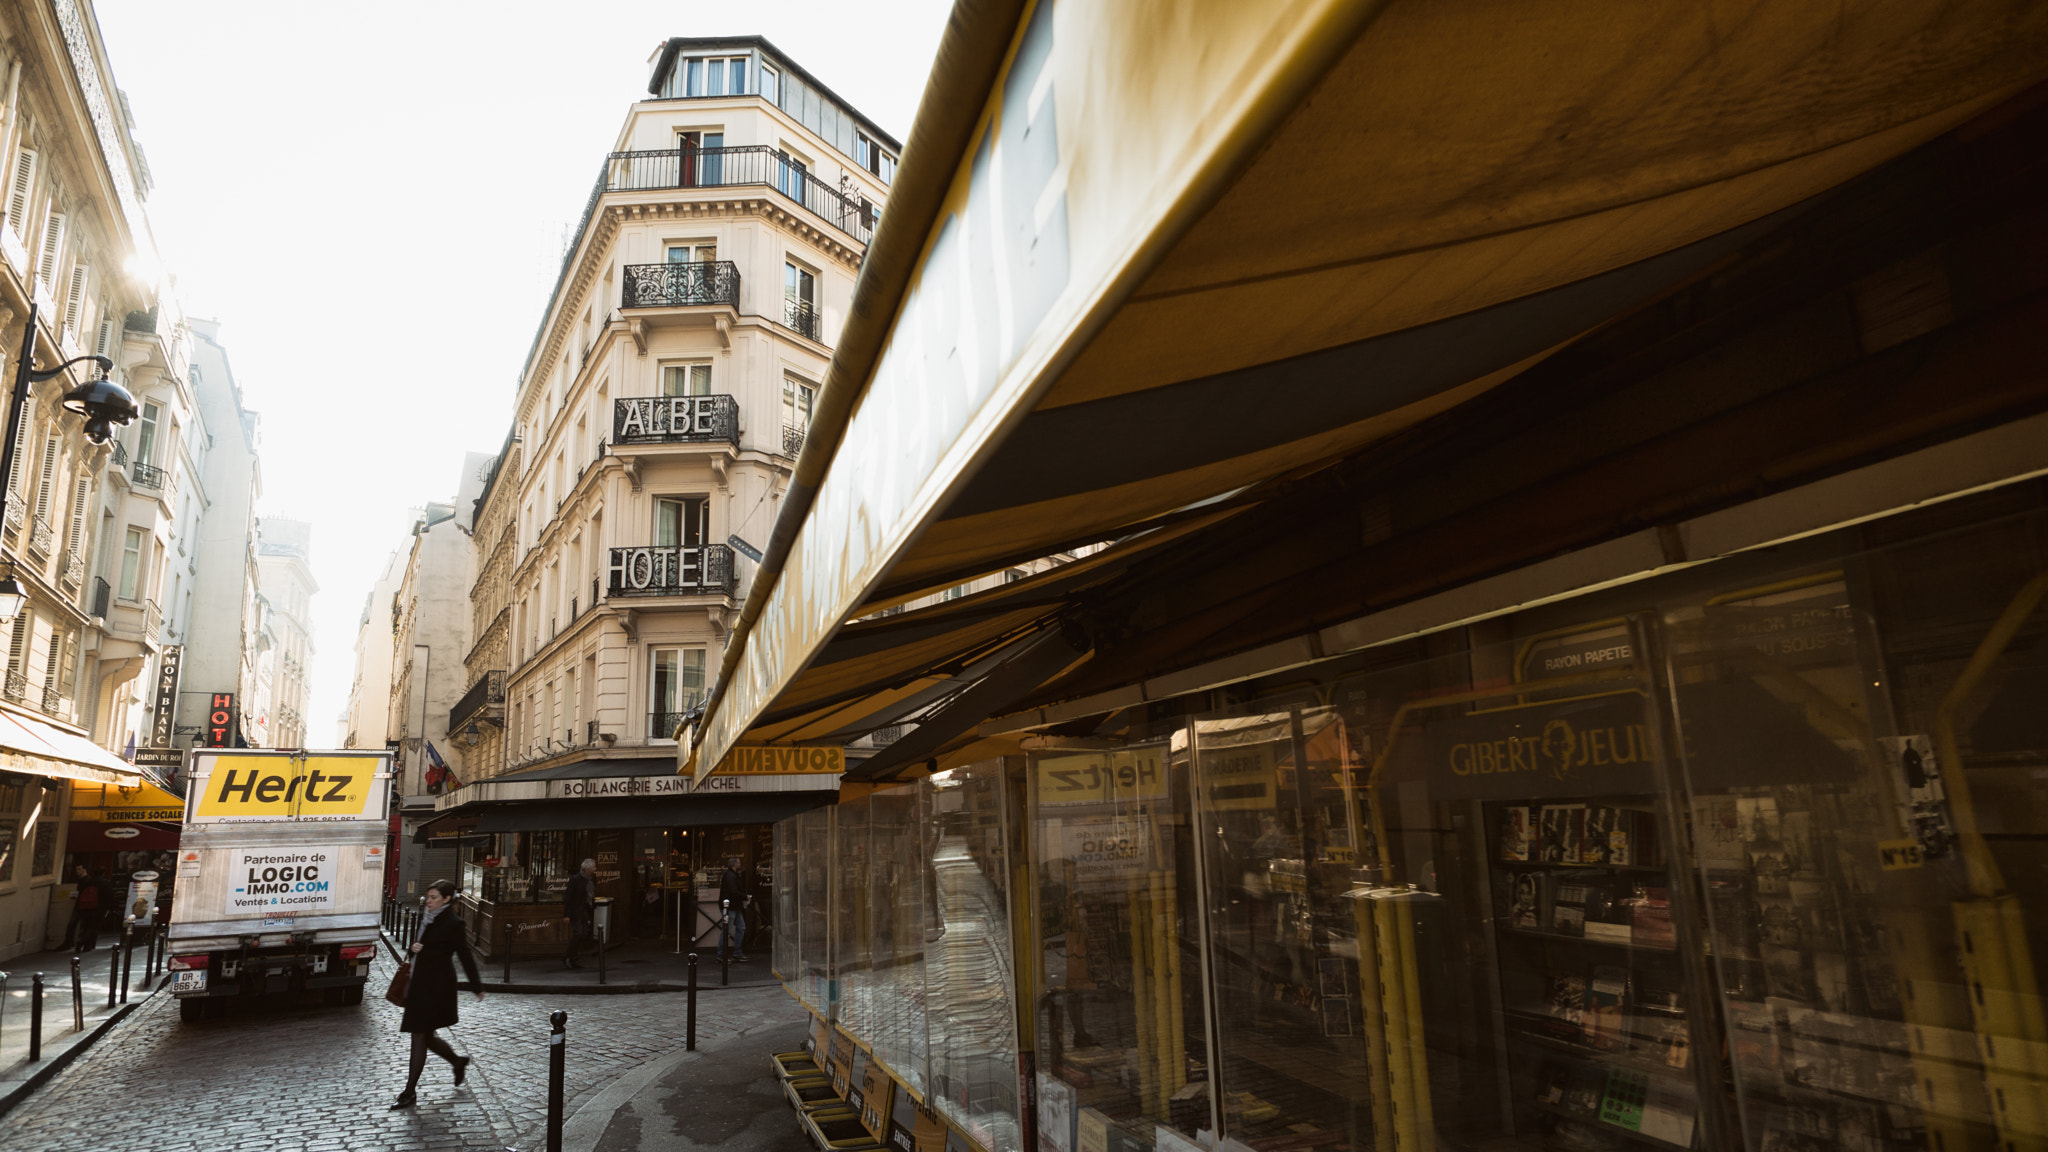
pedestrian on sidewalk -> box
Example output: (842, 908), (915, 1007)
(718, 856), (752, 963)
(563, 858), (597, 969)
(66, 865), (104, 953)
(390, 878), (482, 1110)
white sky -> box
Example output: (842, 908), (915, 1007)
(94, 0), (953, 742)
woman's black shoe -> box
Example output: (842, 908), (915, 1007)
(389, 1089), (417, 1110)
(453, 1055), (471, 1086)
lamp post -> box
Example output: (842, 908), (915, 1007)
(0, 301), (141, 623)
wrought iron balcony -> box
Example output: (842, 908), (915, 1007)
(620, 260), (740, 309)
(40, 683), (63, 718)
(2, 670), (25, 703)
(131, 460), (166, 490)
(61, 549), (83, 588)
(649, 709), (699, 741)
(111, 441), (127, 465)
(3, 489), (19, 535)
(782, 423), (807, 457)
(92, 577), (110, 617)
(607, 543), (735, 598)
(783, 297), (819, 341)
(612, 393), (739, 447)
(599, 145), (874, 245)
(28, 515), (52, 557)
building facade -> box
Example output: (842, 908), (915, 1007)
(343, 547), (402, 752)
(407, 36), (896, 954)
(0, 0), (196, 959)
(252, 516), (314, 748)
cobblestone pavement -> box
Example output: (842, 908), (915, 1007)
(0, 951), (802, 1152)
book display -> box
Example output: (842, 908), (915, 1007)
(1487, 795), (1701, 1149)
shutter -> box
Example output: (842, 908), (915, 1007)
(58, 629), (77, 694)
(6, 611), (29, 677)
(93, 316), (114, 357)
(42, 624), (63, 693)
(67, 476), (89, 554)
(5, 149), (35, 232)
(37, 209), (65, 287)
(64, 263), (88, 333)
(34, 435), (58, 521)
(6, 398), (30, 493)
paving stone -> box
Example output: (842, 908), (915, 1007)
(2, 952), (793, 1152)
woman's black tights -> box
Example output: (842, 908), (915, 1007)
(407, 1030), (458, 1090)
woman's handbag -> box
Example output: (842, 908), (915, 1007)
(385, 961), (411, 1006)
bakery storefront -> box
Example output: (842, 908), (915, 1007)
(419, 755), (839, 957)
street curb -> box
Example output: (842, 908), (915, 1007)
(378, 930), (778, 995)
(0, 989), (152, 1119)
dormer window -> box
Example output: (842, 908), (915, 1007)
(856, 132), (896, 184)
(676, 54), (749, 98)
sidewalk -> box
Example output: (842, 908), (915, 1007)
(0, 943), (161, 1115)
(385, 930), (781, 993)
(563, 1012), (814, 1152)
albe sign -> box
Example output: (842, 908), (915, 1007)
(227, 848), (339, 914)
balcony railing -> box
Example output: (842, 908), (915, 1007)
(649, 709), (700, 741)
(28, 515), (52, 557)
(613, 393), (739, 447)
(3, 489), (19, 535)
(783, 297), (819, 341)
(449, 668), (506, 732)
(620, 260), (740, 309)
(144, 599), (162, 642)
(131, 460), (166, 490)
(92, 577), (110, 617)
(607, 543), (735, 598)
(2, 671), (25, 703)
(600, 146), (874, 245)
(40, 683), (63, 718)
(60, 549), (83, 588)
(783, 423), (807, 457)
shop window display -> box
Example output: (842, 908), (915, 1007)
(869, 780), (931, 1095)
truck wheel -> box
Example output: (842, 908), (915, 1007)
(179, 998), (205, 1023)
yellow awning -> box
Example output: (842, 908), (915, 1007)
(690, 0), (2048, 780)
(70, 778), (184, 822)
(0, 710), (144, 787)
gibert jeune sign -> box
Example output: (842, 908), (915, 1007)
(1425, 696), (1654, 799)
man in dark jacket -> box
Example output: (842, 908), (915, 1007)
(66, 865), (104, 952)
(562, 859), (597, 969)
(717, 856), (752, 963)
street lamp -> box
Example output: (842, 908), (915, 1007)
(0, 301), (141, 623)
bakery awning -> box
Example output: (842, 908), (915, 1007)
(467, 793), (836, 835)
(687, 0), (2048, 780)
(1, 710), (145, 786)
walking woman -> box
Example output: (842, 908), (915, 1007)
(391, 878), (483, 1109)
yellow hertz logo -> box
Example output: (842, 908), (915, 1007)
(191, 759), (374, 819)
(1449, 718), (1651, 782)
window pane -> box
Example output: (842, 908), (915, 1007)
(708, 59), (725, 96)
(730, 59), (746, 94)
(651, 648), (679, 713)
(923, 763), (1021, 1150)
(656, 500), (681, 546)
(686, 58), (703, 96)
(119, 527), (143, 599)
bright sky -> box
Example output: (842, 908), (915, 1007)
(95, 0), (953, 743)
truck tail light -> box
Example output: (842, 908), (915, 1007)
(168, 954), (210, 970)
(340, 945), (377, 960)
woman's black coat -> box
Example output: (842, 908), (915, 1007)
(400, 910), (480, 1033)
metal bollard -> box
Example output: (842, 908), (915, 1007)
(119, 923), (134, 1004)
(106, 939), (119, 1008)
(686, 952), (697, 1051)
(29, 972), (43, 1061)
(721, 948), (729, 987)
(597, 924), (607, 986)
(547, 1010), (568, 1152)
(70, 956), (83, 1031)
(501, 918), (513, 985)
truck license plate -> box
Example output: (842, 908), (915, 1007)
(173, 970), (207, 994)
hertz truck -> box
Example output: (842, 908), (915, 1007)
(167, 749), (392, 1022)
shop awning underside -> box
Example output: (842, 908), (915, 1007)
(467, 793), (837, 835)
(1, 710), (146, 786)
(693, 0), (2048, 780)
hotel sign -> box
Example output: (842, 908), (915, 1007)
(150, 647), (183, 747)
(205, 692), (236, 747)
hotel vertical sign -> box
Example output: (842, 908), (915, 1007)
(206, 693), (236, 747)
(150, 646), (183, 747)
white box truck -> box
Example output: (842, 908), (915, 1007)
(166, 749), (392, 1022)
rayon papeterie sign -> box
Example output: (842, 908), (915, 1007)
(227, 847), (339, 914)
(553, 776), (691, 799)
